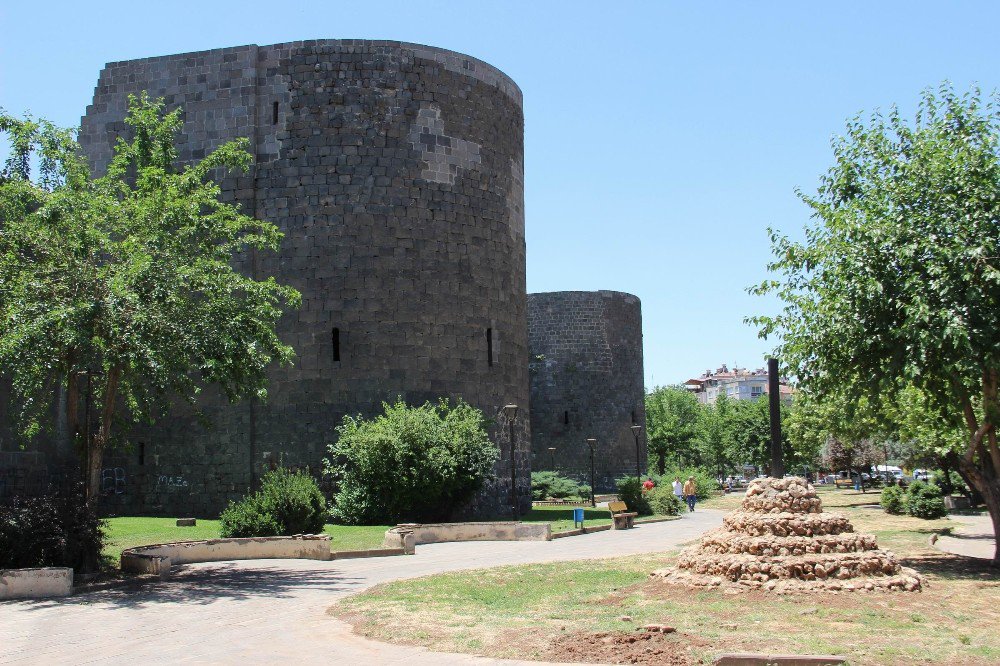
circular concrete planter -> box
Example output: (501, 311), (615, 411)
(382, 521), (551, 551)
(120, 534), (332, 578)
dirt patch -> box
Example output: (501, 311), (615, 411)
(545, 630), (709, 665)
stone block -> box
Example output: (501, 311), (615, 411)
(0, 567), (73, 600)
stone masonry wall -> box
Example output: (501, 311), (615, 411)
(527, 291), (645, 492)
(48, 40), (531, 518)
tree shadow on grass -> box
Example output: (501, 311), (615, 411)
(9, 561), (364, 611)
(901, 552), (998, 582)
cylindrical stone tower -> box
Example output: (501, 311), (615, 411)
(78, 40), (529, 518)
(527, 291), (645, 492)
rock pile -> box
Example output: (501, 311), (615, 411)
(653, 477), (922, 593)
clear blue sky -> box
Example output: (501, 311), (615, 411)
(3, 1), (998, 388)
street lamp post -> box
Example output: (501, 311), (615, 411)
(502, 404), (519, 519)
(548, 447), (557, 470)
(586, 438), (597, 507)
(630, 424), (642, 481)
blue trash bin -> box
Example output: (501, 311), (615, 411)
(573, 507), (585, 528)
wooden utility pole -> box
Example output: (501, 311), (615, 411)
(768, 357), (785, 478)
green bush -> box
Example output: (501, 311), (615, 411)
(657, 468), (720, 500)
(647, 484), (683, 516)
(880, 484), (906, 515)
(219, 468), (327, 538)
(0, 483), (105, 570)
(616, 476), (653, 516)
(931, 469), (968, 495)
(326, 398), (498, 525)
(905, 480), (948, 519)
(531, 471), (590, 501)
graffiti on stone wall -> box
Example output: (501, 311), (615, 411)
(100, 467), (126, 496)
(156, 475), (189, 490)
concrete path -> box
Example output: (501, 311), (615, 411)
(0, 510), (723, 665)
(935, 513), (996, 560)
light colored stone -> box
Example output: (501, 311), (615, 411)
(121, 535), (331, 577)
(0, 567), (73, 600)
(384, 521), (551, 548)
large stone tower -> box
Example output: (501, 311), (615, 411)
(76, 40), (529, 518)
(527, 291), (645, 492)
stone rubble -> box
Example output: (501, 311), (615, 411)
(652, 476), (923, 593)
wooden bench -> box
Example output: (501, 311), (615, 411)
(608, 500), (638, 529)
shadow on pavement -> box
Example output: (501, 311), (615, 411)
(902, 553), (999, 581)
(10, 563), (362, 611)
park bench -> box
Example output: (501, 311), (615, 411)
(608, 500), (638, 529)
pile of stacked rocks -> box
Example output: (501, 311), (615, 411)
(653, 477), (922, 593)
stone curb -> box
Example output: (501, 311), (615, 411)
(635, 516), (682, 526)
(330, 548), (406, 560)
(551, 524), (612, 539)
(551, 515), (681, 539)
(714, 653), (847, 665)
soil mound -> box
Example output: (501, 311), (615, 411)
(653, 476), (923, 593)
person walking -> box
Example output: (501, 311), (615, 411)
(683, 476), (697, 512)
(672, 477), (683, 500)
(642, 478), (655, 492)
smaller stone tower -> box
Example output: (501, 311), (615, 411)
(527, 291), (645, 492)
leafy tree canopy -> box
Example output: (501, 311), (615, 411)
(0, 93), (300, 500)
(750, 84), (1000, 564)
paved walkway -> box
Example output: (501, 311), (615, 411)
(935, 513), (996, 560)
(0, 510), (723, 665)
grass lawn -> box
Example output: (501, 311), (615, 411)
(321, 524), (394, 551)
(101, 517), (392, 565)
(519, 505), (612, 532)
(334, 485), (1000, 665)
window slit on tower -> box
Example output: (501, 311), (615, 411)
(272, 101), (279, 125)
(486, 328), (493, 367)
(332, 327), (341, 363)
(564, 410), (569, 425)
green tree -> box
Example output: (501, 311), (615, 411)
(0, 94), (300, 502)
(751, 85), (1000, 564)
(728, 394), (803, 474)
(786, 390), (885, 484)
(644, 386), (702, 474)
(888, 385), (968, 491)
(698, 393), (741, 477)
(326, 398), (498, 525)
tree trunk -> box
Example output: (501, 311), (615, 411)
(957, 457), (1000, 566)
(84, 367), (121, 505)
(938, 455), (954, 496)
(657, 452), (665, 476)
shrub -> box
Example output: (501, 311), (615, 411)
(930, 469), (969, 495)
(219, 468), (327, 538)
(647, 484), (682, 516)
(658, 468), (720, 500)
(0, 483), (105, 570)
(616, 476), (653, 516)
(880, 484), (906, 515)
(531, 471), (590, 501)
(326, 398), (498, 525)
(905, 480), (948, 519)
